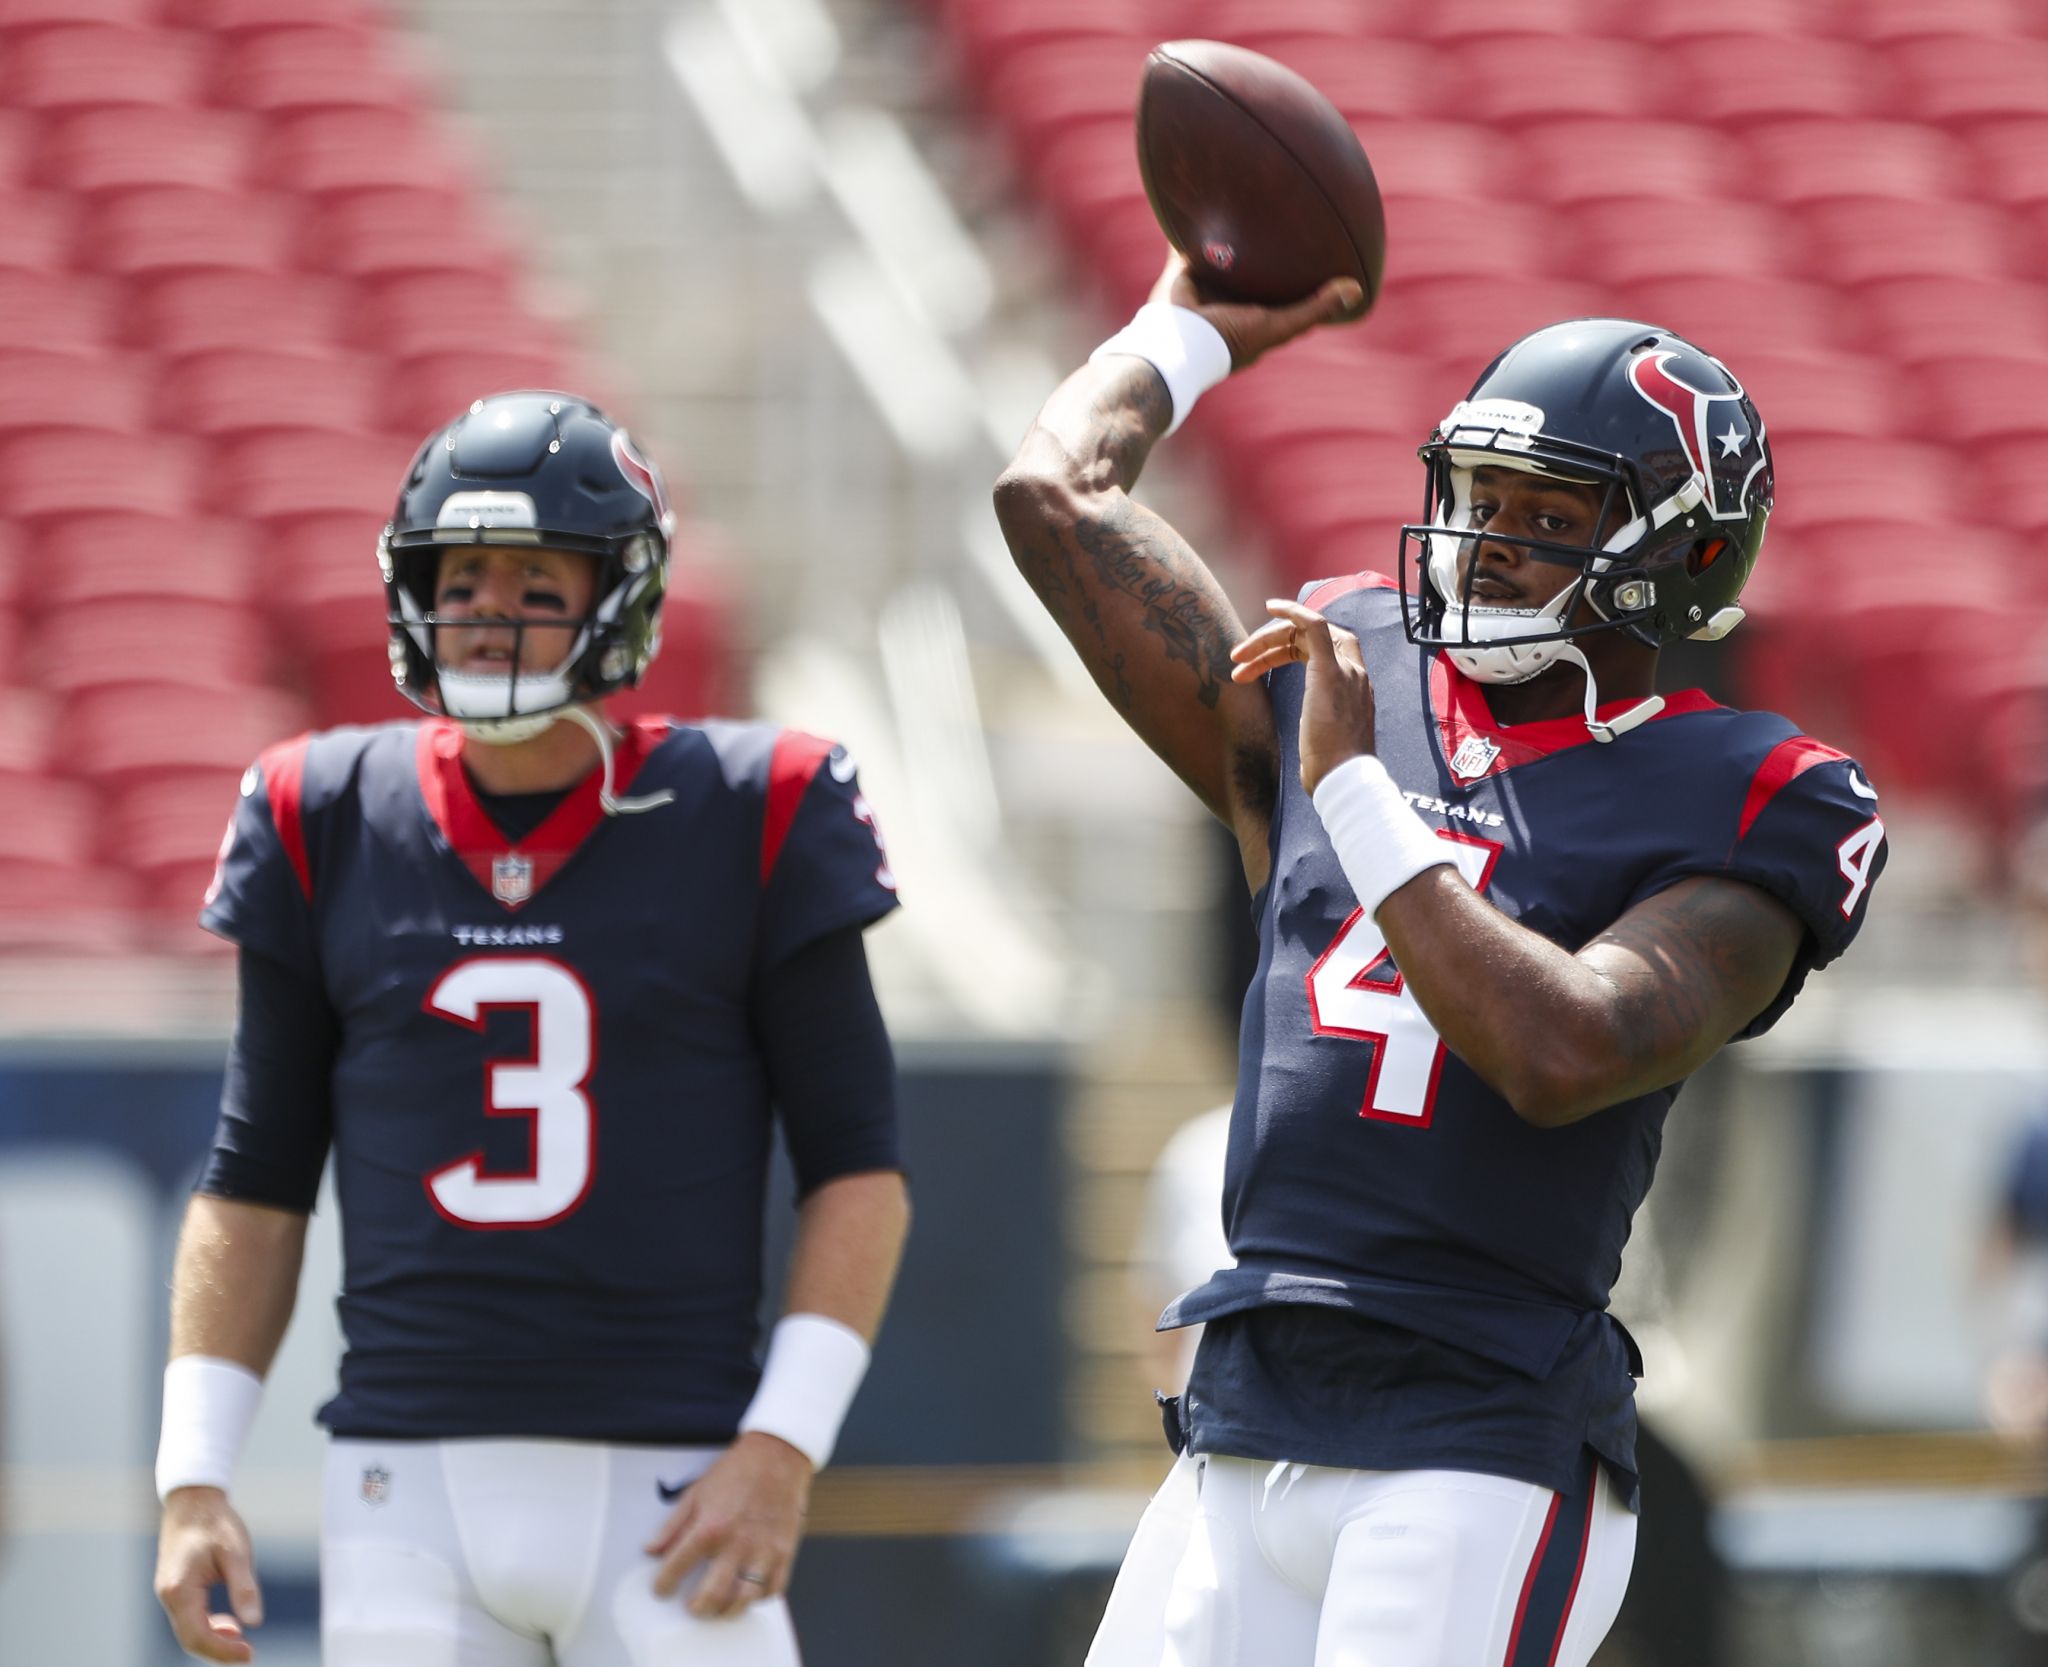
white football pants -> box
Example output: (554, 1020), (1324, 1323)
(1087, 1451), (1637, 1667)
(321, 1437), (802, 1667)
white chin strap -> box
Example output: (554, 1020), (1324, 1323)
(559, 705), (675, 816)
(1440, 599), (1579, 686)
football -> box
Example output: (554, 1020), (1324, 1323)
(1135, 40), (1385, 316)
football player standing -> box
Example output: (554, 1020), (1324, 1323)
(994, 261), (1886, 1666)
(152, 392), (909, 1666)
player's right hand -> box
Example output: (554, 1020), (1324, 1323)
(1149, 251), (1363, 373)
(155, 1487), (264, 1663)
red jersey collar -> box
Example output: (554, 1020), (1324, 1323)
(1428, 653), (1720, 783)
(415, 716), (671, 910)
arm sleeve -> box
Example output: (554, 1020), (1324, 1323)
(757, 739), (900, 965)
(1721, 746), (1887, 1039)
(196, 948), (339, 1213)
(749, 924), (903, 1197)
(199, 741), (321, 978)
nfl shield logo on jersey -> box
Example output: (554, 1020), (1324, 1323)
(1449, 735), (1502, 781)
(360, 1466), (391, 1507)
(491, 852), (535, 906)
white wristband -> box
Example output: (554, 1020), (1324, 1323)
(155, 1354), (264, 1502)
(1088, 302), (1232, 434)
(736, 1313), (871, 1471)
(1311, 755), (1453, 919)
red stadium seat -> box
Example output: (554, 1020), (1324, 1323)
(1375, 197), (1551, 286)
(1597, 0), (1835, 41)
(1850, 276), (2048, 362)
(1837, 0), (2034, 42)
(273, 513), (388, 587)
(0, 111), (37, 189)
(295, 187), (517, 284)
(0, 270), (115, 351)
(0, 603), (22, 683)
(213, 430), (413, 520)
(272, 552), (400, 729)
(1740, 119), (1971, 205)
(0, 859), (144, 952)
(33, 598), (270, 694)
(1438, 38), (1653, 122)
(349, 272), (560, 359)
(1988, 437), (2048, 536)
(1511, 120), (1738, 207)
(985, 39), (1154, 157)
(1179, 0), (1399, 44)
(937, 0), (1153, 95)
(1206, 38), (1445, 123)
(1886, 36), (2048, 125)
(127, 269), (349, 355)
(0, 0), (158, 30)
(41, 514), (257, 611)
(172, 348), (383, 438)
(1404, 0), (1604, 39)
(3, 26), (206, 114)
(213, 26), (427, 116)
(58, 680), (307, 791)
(263, 109), (471, 200)
(1671, 36), (1887, 124)
(1733, 350), (1900, 441)
(1796, 198), (2018, 285)
(1912, 355), (2048, 447)
(1347, 121), (1495, 205)
(1618, 276), (1853, 358)
(0, 773), (99, 866)
(39, 107), (257, 196)
(0, 190), (77, 272)
(0, 348), (151, 435)
(1236, 434), (1422, 540)
(111, 770), (247, 887)
(163, 0), (388, 33)
(0, 430), (197, 520)
(1766, 435), (1962, 529)
(0, 685), (57, 781)
(1565, 198), (1790, 286)
(80, 185), (295, 278)
(382, 348), (574, 438)
(1969, 118), (2048, 207)
(1398, 277), (1619, 378)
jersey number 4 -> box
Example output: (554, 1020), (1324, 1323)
(1306, 832), (1500, 1128)
(424, 956), (597, 1229)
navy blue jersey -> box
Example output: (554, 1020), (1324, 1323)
(1167, 576), (1885, 1494)
(200, 715), (900, 1443)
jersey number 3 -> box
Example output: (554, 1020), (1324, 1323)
(424, 957), (597, 1229)
(1306, 833), (1500, 1128)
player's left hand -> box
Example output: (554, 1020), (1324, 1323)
(1231, 599), (1377, 794)
(645, 1431), (813, 1618)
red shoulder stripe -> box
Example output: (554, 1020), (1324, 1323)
(761, 730), (837, 885)
(1300, 570), (1400, 612)
(1737, 736), (1848, 840)
(259, 734), (314, 901)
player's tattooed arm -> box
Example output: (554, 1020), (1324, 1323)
(994, 358), (1279, 885)
(1378, 871), (1805, 1127)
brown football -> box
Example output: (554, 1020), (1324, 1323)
(1136, 39), (1385, 315)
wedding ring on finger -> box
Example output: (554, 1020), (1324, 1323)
(738, 1570), (770, 1586)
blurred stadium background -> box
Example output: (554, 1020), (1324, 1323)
(1, 0), (2046, 1661)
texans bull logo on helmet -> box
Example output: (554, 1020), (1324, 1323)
(1626, 348), (1768, 526)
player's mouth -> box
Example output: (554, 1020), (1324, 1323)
(1466, 573), (1524, 604)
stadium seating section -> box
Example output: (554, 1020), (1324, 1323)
(0, 0), (732, 952)
(931, 0), (2048, 855)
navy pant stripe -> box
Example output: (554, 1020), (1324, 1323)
(1503, 1452), (1599, 1667)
